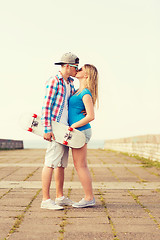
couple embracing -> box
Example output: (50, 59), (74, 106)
(41, 52), (98, 210)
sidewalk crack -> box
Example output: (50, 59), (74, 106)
(5, 189), (41, 239)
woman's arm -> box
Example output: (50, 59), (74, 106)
(71, 94), (95, 129)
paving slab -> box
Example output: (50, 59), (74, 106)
(0, 148), (160, 240)
(1, 180), (160, 189)
(64, 232), (113, 240)
(117, 232), (160, 240)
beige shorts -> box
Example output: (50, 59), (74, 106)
(45, 141), (69, 169)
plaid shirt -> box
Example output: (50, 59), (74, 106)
(41, 71), (75, 133)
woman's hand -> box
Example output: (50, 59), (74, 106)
(71, 124), (77, 129)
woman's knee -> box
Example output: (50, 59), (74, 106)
(74, 160), (87, 171)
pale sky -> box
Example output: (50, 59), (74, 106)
(0, 0), (160, 142)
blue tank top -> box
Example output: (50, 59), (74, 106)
(68, 88), (92, 131)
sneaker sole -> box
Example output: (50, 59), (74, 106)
(55, 202), (73, 206)
(41, 206), (64, 210)
(72, 203), (95, 208)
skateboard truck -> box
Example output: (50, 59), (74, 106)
(63, 127), (73, 145)
(27, 114), (38, 132)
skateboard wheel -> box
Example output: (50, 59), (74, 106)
(68, 127), (73, 131)
(32, 114), (37, 118)
(63, 141), (68, 145)
(28, 128), (33, 132)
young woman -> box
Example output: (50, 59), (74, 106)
(68, 64), (98, 208)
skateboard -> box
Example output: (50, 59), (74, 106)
(19, 113), (86, 148)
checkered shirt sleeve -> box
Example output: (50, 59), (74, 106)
(41, 77), (58, 133)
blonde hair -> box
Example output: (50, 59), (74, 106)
(83, 64), (99, 107)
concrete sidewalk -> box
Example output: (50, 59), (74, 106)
(0, 149), (160, 240)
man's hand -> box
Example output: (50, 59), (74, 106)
(43, 132), (55, 142)
(81, 110), (86, 116)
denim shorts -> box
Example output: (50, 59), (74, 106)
(81, 128), (92, 144)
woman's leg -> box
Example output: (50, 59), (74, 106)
(72, 144), (94, 201)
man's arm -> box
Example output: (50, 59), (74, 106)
(41, 77), (58, 137)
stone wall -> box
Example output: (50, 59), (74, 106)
(104, 134), (160, 161)
(0, 139), (23, 150)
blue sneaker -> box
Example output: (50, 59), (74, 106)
(72, 198), (95, 208)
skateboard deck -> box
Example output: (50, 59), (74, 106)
(19, 113), (86, 148)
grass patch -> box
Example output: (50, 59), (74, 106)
(121, 152), (160, 169)
(0, 188), (13, 200)
(58, 168), (74, 240)
(139, 157), (160, 169)
(128, 190), (160, 229)
(23, 167), (39, 181)
(6, 189), (41, 239)
(98, 189), (119, 240)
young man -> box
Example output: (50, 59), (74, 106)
(41, 52), (79, 210)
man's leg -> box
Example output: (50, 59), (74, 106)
(43, 141), (65, 200)
(42, 166), (53, 200)
(54, 146), (73, 206)
(54, 166), (64, 198)
(41, 165), (64, 210)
